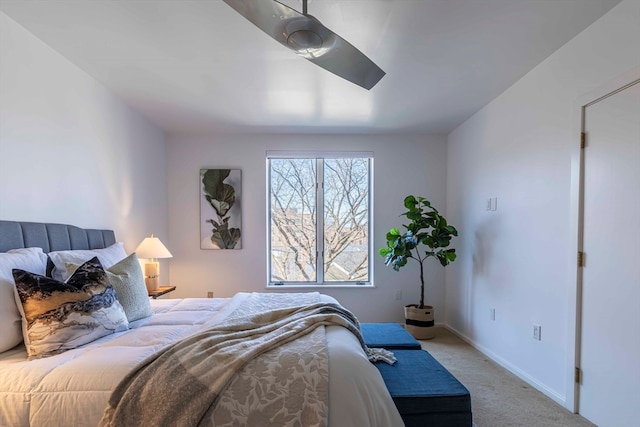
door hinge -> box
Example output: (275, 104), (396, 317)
(580, 132), (586, 149)
(575, 367), (582, 383)
(577, 251), (585, 267)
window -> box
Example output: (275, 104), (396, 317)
(268, 152), (372, 286)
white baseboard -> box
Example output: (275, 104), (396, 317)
(444, 325), (567, 407)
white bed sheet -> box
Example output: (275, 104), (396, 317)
(0, 296), (403, 427)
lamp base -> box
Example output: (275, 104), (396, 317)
(144, 262), (160, 291)
(145, 276), (160, 292)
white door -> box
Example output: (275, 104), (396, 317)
(578, 80), (640, 426)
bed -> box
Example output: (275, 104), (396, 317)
(0, 220), (404, 427)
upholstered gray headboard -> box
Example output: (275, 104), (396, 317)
(0, 221), (116, 253)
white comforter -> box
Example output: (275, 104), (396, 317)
(0, 295), (403, 427)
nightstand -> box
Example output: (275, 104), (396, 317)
(148, 285), (176, 299)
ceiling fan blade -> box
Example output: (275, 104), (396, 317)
(222, 0), (385, 90)
(303, 16), (385, 90)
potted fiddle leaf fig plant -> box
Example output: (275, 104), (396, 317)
(379, 195), (458, 339)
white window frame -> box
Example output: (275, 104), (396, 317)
(267, 151), (374, 287)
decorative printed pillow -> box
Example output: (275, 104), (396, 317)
(47, 242), (127, 282)
(67, 253), (152, 322)
(12, 256), (129, 359)
(0, 247), (47, 353)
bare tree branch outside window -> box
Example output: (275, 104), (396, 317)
(269, 157), (370, 284)
(270, 159), (317, 282)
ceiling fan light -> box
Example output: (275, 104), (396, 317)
(287, 30), (329, 58)
(287, 29), (322, 49)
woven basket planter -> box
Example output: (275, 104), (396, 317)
(404, 305), (435, 340)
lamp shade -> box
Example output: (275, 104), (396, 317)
(135, 235), (173, 259)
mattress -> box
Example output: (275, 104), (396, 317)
(0, 296), (404, 427)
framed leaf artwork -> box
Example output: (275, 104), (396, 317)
(200, 169), (242, 249)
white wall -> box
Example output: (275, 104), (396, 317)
(445, 0), (640, 407)
(0, 12), (169, 256)
(167, 134), (448, 322)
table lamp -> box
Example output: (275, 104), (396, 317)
(135, 234), (173, 291)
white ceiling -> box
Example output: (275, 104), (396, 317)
(0, 0), (622, 135)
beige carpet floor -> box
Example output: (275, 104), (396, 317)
(418, 328), (595, 427)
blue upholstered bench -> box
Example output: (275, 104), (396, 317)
(374, 350), (472, 427)
(361, 322), (422, 350)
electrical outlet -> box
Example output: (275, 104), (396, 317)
(533, 324), (541, 341)
(490, 308), (496, 321)
(395, 290), (402, 300)
(207, 291), (214, 298)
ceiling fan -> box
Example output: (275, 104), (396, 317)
(222, 0), (385, 90)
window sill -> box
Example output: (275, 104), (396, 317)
(267, 283), (375, 289)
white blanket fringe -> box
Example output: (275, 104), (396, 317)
(366, 347), (397, 364)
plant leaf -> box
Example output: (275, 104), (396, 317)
(404, 195), (417, 208)
(380, 196), (458, 285)
(202, 169), (236, 217)
(209, 219), (242, 249)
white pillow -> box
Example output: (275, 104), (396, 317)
(66, 253), (152, 322)
(48, 242), (127, 282)
(0, 247), (47, 353)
